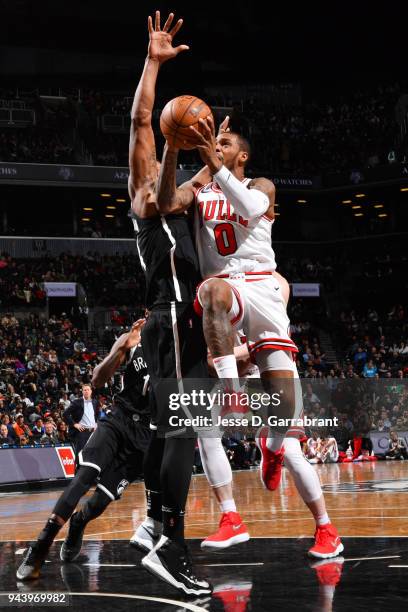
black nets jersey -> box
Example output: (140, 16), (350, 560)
(132, 212), (201, 309)
(113, 344), (150, 418)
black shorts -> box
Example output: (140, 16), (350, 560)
(80, 408), (151, 500)
(141, 303), (208, 434)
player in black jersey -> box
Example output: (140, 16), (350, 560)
(16, 320), (151, 581)
(128, 11), (211, 596)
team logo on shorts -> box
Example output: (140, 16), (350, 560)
(322, 478), (408, 493)
(117, 479), (130, 497)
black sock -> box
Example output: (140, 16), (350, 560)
(162, 506), (185, 544)
(146, 489), (162, 524)
(37, 518), (62, 549)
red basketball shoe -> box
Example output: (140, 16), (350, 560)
(308, 523), (344, 559)
(310, 556), (344, 587)
(255, 427), (284, 491)
(212, 580), (252, 612)
(201, 511), (250, 549)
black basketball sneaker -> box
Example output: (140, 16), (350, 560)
(141, 535), (212, 596)
(60, 512), (86, 562)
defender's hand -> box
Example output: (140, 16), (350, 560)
(124, 319), (146, 350)
(190, 115), (222, 174)
(148, 11), (189, 64)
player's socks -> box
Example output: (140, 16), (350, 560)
(60, 511), (86, 562)
(146, 488), (162, 522)
(16, 516), (62, 580)
(130, 517), (162, 552)
(142, 535), (212, 596)
(201, 511), (250, 549)
(162, 506), (185, 544)
(315, 512), (330, 526)
(220, 499), (237, 513)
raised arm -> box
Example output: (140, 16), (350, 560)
(156, 116), (231, 215)
(156, 143), (210, 214)
(92, 319), (145, 388)
(128, 11), (189, 214)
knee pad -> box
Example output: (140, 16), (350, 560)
(198, 436), (232, 488)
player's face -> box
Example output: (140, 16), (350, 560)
(215, 134), (242, 169)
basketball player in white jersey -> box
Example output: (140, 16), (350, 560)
(201, 270), (343, 558)
(156, 116), (300, 492)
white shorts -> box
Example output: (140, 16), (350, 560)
(195, 272), (298, 370)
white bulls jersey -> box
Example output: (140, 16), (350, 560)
(194, 178), (277, 278)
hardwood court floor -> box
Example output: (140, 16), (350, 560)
(1, 461), (408, 543)
(2, 462), (408, 611)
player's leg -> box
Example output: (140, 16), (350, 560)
(283, 437), (344, 558)
(241, 274), (300, 488)
(197, 278), (241, 385)
(198, 436), (249, 549)
(141, 307), (211, 595)
(131, 427), (164, 551)
(60, 487), (112, 563)
(16, 423), (119, 580)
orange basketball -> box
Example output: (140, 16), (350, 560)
(160, 95), (213, 150)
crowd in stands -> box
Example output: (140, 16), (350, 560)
(0, 312), (111, 448)
(0, 82), (406, 176)
(0, 252), (145, 308)
(0, 128), (75, 164)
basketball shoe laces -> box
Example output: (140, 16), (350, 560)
(315, 524), (336, 548)
(218, 512), (236, 531)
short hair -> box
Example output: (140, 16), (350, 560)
(82, 383), (92, 389)
(230, 132), (251, 163)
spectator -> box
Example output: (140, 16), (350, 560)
(385, 431), (408, 460)
(12, 414), (33, 443)
(363, 360), (378, 378)
(40, 421), (59, 445)
(0, 423), (14, 446)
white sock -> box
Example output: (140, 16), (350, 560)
(266, 432), (285, 452)
(143, 517), (162, 534)
(220, 499), (237, 513)
(316, 512), (330, 526)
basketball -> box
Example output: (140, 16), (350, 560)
(160, 95), (213, 150)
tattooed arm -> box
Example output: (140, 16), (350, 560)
(155, 143), (210, 215)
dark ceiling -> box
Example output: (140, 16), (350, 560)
(0, 0), (406, 81)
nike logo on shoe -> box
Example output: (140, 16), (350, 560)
(232, 524), (243, 531)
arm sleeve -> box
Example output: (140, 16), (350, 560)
(213, 165), (270, 219)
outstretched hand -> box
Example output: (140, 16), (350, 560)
(190, 115), (223, 175)
(148, 11), (189, 64)
(124, 318), (146, 350)
(218, 115), (230, 135)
